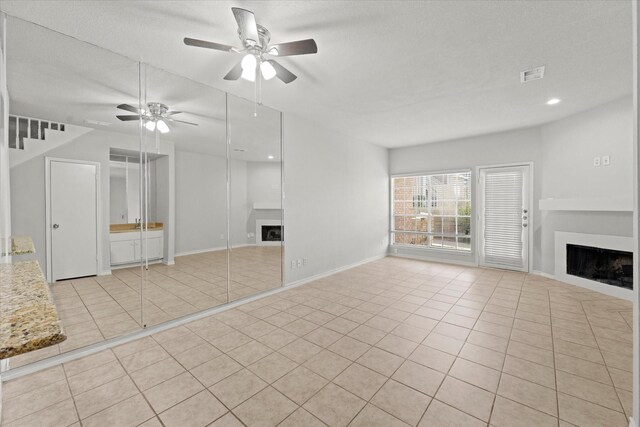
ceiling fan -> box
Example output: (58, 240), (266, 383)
(184, 7), (317, 84)
(116, 102), (198, 133)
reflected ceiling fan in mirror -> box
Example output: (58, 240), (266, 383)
(184, 7), (317, 84)
(116, 102), (198, 134)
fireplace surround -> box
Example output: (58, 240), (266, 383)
(256, 220), (282, 246)
(555, 232), (633, 300)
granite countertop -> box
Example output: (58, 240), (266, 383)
(0, 261), (66, 359)
(1, 236), (36, 256)
(110, 222), (164, 233)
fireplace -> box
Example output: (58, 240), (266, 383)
(555, 232), (633, 300)
(256, 220), (282, 246)
(262, 225), (282, 242)
(566, 244), (632, 290)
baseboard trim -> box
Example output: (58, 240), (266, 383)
(109, 259), (163, 270)
(388, 252), (478, 268)
(532, 270), (555, 280)
(285, 254), (387, 288)
(175, 244), (255, 257)
(0, 253), (385, 382)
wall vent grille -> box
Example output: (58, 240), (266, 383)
(520, 66), (545, 83)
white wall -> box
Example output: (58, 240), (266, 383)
(389, 96), (634, 276)
(390, 126), (543, 267)
(283, 113), (389, 283)
(230, 159), (248, 246)
(174, 150), (227, 254)
(539, 96), (634, 274)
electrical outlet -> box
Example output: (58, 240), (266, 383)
(297, 259), (302, 268)
(593, 157), (601, 167)
(291, 260), (297, 269)
(602, 155), (610, 166)
(303, 258), (307, 266)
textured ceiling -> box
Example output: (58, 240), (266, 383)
(0, 0), (633, 148)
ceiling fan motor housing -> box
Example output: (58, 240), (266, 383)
(240, 25), (271, 53)
(147, 102), (169, 118)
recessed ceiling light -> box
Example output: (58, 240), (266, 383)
(267, 155), (274, 160)
(546, 98), (561, 105)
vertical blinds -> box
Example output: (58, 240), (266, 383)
(482, 170), (524, 268)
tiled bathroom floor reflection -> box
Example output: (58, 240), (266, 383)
(2, 256), (633, 426)
(7, 246), (282, 368)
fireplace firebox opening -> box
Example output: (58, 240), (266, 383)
(261, 225), (282, 242)
(566, 244), (633, 290)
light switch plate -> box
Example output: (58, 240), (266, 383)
(602, 155), (610, 166)
(593, 157), (601, 167)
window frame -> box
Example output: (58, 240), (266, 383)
(390, 169), (473, 254)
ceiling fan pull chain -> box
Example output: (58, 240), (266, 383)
(155, 126), (160, 154)
(254, 69), (258, 117)
(258, 65), (263, 107)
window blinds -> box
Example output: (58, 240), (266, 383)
(482, 170), (524, 268)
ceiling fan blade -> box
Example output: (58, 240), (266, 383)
(184, 37), (235, 52)
(269, 39), (318, 56)
(117, 104), (140, 113)
(116, 115), (141, 121)
(165, 117), (198, 126)
(232, 7), (260, 46)
(266, 60), (297, 84)
(223, 61), (243, 80)
(164, 111), (183, 116)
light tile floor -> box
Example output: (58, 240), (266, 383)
(7, 246), (282, 368)
(2, 256), (633, 426)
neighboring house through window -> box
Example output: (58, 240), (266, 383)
(391, 171), (472, 252)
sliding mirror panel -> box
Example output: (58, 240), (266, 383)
(139, 64), (228, 327)
(4, 16), (144, 368)
(227, 94), (283, 302)
(0, 13), (9, 263)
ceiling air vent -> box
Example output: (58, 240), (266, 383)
(520, 66), (545, 83)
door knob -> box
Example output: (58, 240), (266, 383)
(53, 224), (60, 229)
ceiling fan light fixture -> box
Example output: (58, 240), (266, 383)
(241, 53), (257, 81)
(145, 120), (156, 132)
(156, 120), (170, 134)
(260, 61), (276, 80)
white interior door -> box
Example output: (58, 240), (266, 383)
(50, 160), (98, 280)
(478, 165), (530, 272)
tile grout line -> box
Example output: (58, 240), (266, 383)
(580, 299), (630, 418)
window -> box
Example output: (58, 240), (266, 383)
(392, 171), (472, 252)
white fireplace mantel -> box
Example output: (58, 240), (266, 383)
(539, 197), (632, 212)
(554, 231), (633, 301)
(253, 202), (282, 210)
